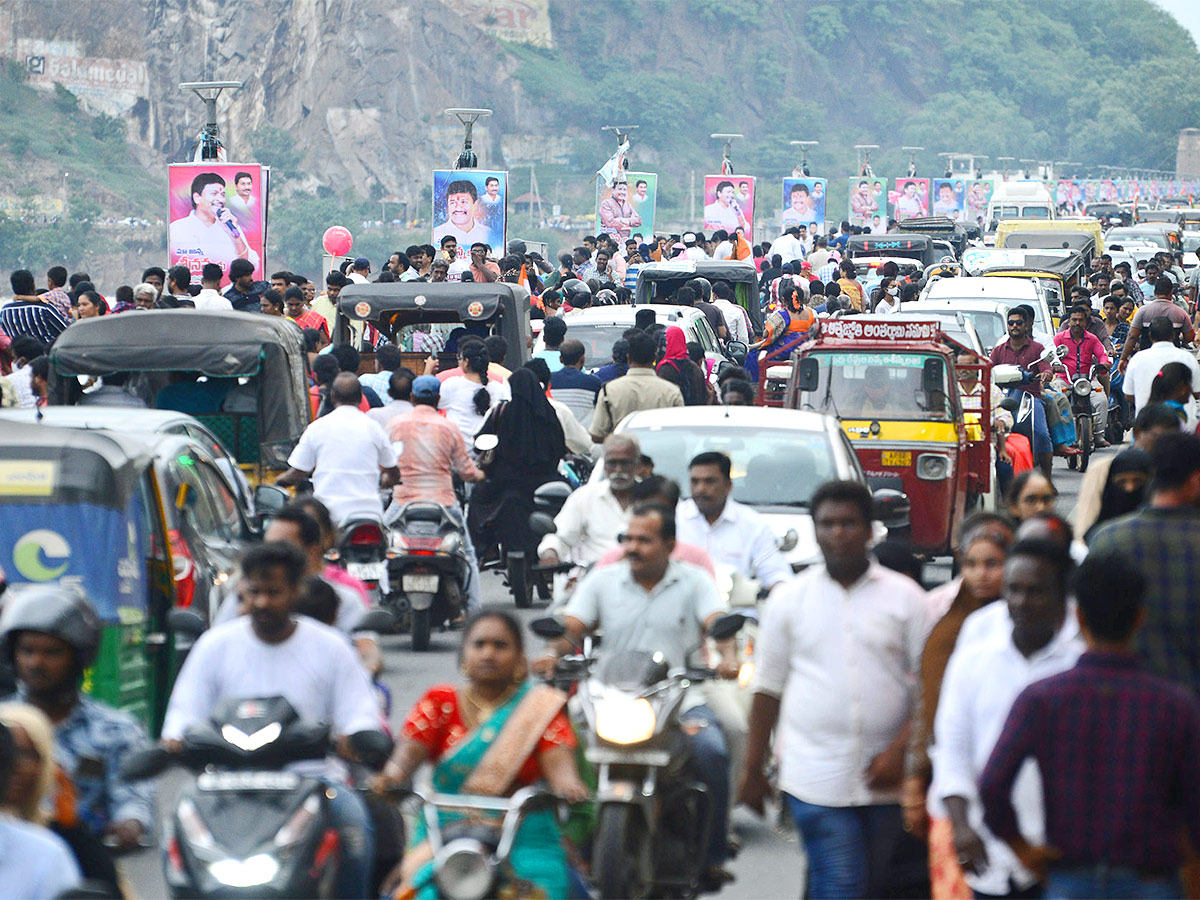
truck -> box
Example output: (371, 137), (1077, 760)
(985, 181), (1056, 236)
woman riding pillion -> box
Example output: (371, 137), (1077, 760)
(374, 610), (587, 899)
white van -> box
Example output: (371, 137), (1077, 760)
(986, 181), (1056, 234)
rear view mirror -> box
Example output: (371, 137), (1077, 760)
(530, 616), (566, 640)
(796, 356), (819, 393)
(254, 484), (289, 516)
(872, 488), (911, 531)
(725, 340), (748, 365)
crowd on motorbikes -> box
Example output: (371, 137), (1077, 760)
(2, 207), (1200, 900)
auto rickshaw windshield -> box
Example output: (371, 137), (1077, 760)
(804, 351), (953, 420)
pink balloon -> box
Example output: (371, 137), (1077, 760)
(322, 226), (353, 257)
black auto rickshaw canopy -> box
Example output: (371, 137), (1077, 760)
(845, 233), (937, 267)
(896, 216), (971, 256)
(47, 311), (311, 470)
(634, 259), (763, 333)
(335, 281), (531, 367)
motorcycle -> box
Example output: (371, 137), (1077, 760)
(121, 695), (393, 899)
(388, 786), (568, 900)
(1065, 363), (1107, 473)
(531, 612), (746, 899)
(1105, 368), (1128, 445)
(333, 515), (389, 605)
(993, 344), (1061, 464)
(385, 501), (472, 651)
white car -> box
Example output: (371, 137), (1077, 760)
(532, 304), (727, 375)
(916, 278), (1054, 350)
(609, 405), (884, 569)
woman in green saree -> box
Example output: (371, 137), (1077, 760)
(375, 610), (587, 899)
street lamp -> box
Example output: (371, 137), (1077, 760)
(445, 108), (492, 169)
(711, 133), (743, 175)
(901, 146), (925, 178)
(854, 144), (879, 177)
(789, 140), (818, 177)
(179, 81), (242, 161)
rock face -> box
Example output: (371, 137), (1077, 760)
(0, 0), (554, 203)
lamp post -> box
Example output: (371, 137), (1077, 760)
(711, 133), (743, 175)
(901, 146), (925, 178)
(789, 140), (818, 177)
(179, 81), (242, 160)
(445, 108), (492, 169)
(854, 144), (879, 177)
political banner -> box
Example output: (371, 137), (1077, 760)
(167, 163), (268, 287)
(596, 172), (656, 244)
(848, 177), (887, 231)
(432, 169), (507, 261)
(890, 178), (930, 221)
(931, 178), (966, 222)
(1055, 180), (1086, 215)
(781, 177), (826, 234)
(702, 175), (756, 243)
(963, 179), (994, 229)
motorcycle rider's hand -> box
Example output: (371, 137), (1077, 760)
(105, 819), (145, 853)
(538, 550), (560, 567)
(531, 653), (559, 678)
(1038, 370), (1054, 384)
(737, 765), (774, 817)
(160, 738), (183, 754)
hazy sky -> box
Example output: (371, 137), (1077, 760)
(1153, 0), (1200, 50)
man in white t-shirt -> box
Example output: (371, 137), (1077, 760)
(162, 541), (383, 899)
(168, 171), (260, 274)
(277, 373), (400, 524)
(770, 227), (806, 265)
(193, 262), (233, 311)
(1122, 315), (1200, 429)
(680, 232), (709, 260)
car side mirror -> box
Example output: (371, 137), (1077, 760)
(795, 356), (819, 393)
(530, 616), (566, 639)
(922, 358), (943, 395)
(725, 340), (748, 365)
(254, 484), (289, 515)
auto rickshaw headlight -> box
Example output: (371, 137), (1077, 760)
(916, 453), (951, 480)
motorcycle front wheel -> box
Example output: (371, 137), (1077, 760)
(1077, 415), (1092, 473)
(595, 804), (651, 900)
(507, 554), (533, 609)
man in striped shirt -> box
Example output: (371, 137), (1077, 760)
(1, 270), (69, 346)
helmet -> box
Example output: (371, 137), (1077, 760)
(594, 288), (619, 306)
(0, 584), (101, 669)
(689, 277), (712, 301)
(561, 278), (592, 307)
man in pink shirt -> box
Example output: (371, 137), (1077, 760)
(1052, 303), (1112, 447)
(594, 475), (716, 579)
(386, 375), (484, 610)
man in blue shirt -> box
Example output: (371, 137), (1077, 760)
(550, 339), (602, 429)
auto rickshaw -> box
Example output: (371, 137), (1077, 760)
(0, 423), (178, 733)
(783, 317), (992, 555)
(895, 215), (971, 257)
(844, 233), (938, 268)
(46, 311), (312, 483)
(996, 219), (1103, 258)
(334, 281), (532, 375)
(634, 259), (763, 334)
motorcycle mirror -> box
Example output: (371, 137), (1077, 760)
(254, 484), (289, 515)
(707, 612), (747, 641)
(998, 397), (1020, 413)
(529, 511), (557, 539)
(872, 488), (912, 531)
(1055, 345), (1068, 359)
(795, 356), (820, 393)
(355, 608), (397, 633)
(922, 358), (944, 396)
(167, 608), (206, 638)
(991, 363), (1023, 386)
(120, 746), (172, 781)
(776, 528), (799, 553)
(474, 434), (499, 452)
(347, 729), (394, 770)
(530, 616), (567, 639)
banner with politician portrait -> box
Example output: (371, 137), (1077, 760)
(781, 177), (826, 234)
(702, 175), (755, 243)
(889, 178), (930, 221)
(168, 163), (268, 287)
(432, 169), (507, 261)
(963, 179), (994, 229)
(931, 178), (966, 222)
(597, 172), (656, 244)
(848, 177), (887, 232)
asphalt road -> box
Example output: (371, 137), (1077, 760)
(120, 451), (1096, 899)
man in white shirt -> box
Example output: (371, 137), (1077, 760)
(740, 480), (928, 898)
(711, 229), (734, 260)
(676, 452), (791, 590)
(538, 434), (639, 567)
(347, 257), (371, 284)
(1122, 315), (1200, 428)
(680, 232), (709, 260)
(770, 226), (806, 265)
(933, 539), (1082, 898)
(193, 262), (233, 311)
(711, 282), (751, 344)
(168, 171), (260, 274)
(277, 373), (400, 524)
(162, 541), (383, 899)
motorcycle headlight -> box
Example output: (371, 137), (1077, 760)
(209, 853), (280, 888)
(595, 695), (656, 745)
(916, 453), (952, 480)
(273, 793), (320, 848)
(1073, 378), (1092, 397)
(434, 838), (494, 900)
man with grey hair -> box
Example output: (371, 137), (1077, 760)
(539, 433), (641, 567)
(132, 283), (158, 310)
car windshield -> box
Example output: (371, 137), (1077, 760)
(553, 324), (631, 366)
(1109, 230), (1168, 249)
(1020, 206), (1051, 218)
(801, 350), (953, 420)
(625, 425), (836, 509)
(1183, 233), (1200, 253)
(959, 311), (1007, 348)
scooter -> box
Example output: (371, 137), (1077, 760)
(532, 613), (746, 900)
(334, 515), (389, 606)
(385, 501), (472, 652)
(121, 695), (393, 899)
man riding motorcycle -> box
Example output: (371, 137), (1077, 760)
(1052, 304), (1112, 449)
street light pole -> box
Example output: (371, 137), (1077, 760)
(789, 140), (818, 177)
(711, 133), (743, 175)
(179, 81), (242, 161)
(445, 108), (492, 169)
(854, 144), (879, 178)
(901, 146), (925, 178)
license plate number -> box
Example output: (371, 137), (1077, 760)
(346, 561), (386, 581)
(402, 574), (439, 593)
(881, 451), (911, 466)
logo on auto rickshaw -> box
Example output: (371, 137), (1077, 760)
(467, 301), (484, 318)
(354, 301), (371, 318)
(13, 529), (71, 581)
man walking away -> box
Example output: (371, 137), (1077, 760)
(550, 339), (602, 428)
(589, 331), (683, 442)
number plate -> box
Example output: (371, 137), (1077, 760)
(881, 451), (912, 466)
(402, 574), (440, 593)
(346, 561), (387, 582)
